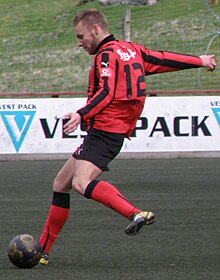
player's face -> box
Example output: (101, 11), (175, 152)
(75, 21), (98, 55)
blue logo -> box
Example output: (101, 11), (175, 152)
(212, 108), (220, 127)
(0, 111), (36, 152)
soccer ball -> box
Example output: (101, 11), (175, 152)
(7, 234), (43, 268)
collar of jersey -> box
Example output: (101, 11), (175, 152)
(94, 34), (116, 54)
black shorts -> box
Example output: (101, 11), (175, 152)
(72, 128), (125, 171)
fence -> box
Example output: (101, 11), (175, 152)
(0, 0), (219, 95)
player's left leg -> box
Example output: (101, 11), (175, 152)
(39, 157), (76, 264)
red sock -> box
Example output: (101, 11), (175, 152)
(84, 180), (141, 219)
(39, 192), (70, 254)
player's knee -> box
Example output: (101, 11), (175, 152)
(72, 177), (87, 195)
(53, 176), (62, 192)
(53, 176), (70, 193)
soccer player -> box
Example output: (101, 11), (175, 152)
(39, 8), (216, 265)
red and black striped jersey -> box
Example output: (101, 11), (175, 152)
(77, 35), (203, 137)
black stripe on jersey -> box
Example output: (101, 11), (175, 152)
(141, 50), (200, 70)
(78, 63), (118, 119)
(78, 78), (110, 117)
(101, 53), (110, 68)
(85, 60), (118, 116)
(78, 49), (116, 118)
(92, 49), (113, 95)
(93, 54), (100, 96)
(80, 78), (109, 116)
(97, 47), (114, 55)
(114, 59), (119, 95)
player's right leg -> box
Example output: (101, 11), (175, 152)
(39, 157), (76, 265)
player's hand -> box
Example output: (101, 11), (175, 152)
(63, 112), (81, 134)
(199, 55), (217, 72)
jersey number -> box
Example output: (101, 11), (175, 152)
(124, 63), (146, 99)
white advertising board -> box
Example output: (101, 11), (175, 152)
(0, 97), (219, 155)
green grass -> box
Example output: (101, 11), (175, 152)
(0, 158), (220, 280)
(0, 0), (220, 93)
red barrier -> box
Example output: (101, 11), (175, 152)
(0, 90), (220, 97)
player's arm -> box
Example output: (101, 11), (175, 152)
(63, 51), (117, 134)
(199, 55), (216, 71)
(63, 112), (81, 135)
(77, 50), (117, 121)
(142, 48), (211, 75)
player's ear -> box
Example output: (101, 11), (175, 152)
(92, 24), (100, 37)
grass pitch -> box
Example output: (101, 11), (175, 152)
(0, 158), (220, 280)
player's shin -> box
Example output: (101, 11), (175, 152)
(84, 180), (141, 219)
(39, 191), (70, 254)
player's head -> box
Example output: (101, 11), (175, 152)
(73, 9), (110, 55)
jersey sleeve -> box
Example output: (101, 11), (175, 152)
(141, 48), (203, 75)
(77, 50), (117, 121)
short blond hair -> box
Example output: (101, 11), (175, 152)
(73, 8), (109, 32)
